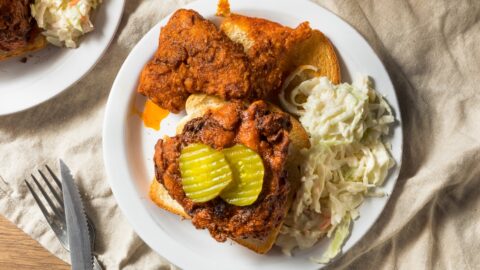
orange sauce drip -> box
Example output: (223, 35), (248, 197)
(140, 100), (169, 131)
(216, 0), (231, 17)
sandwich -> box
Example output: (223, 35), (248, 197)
(150, 95), (309, 253)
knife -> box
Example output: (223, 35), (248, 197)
(60, 160), (93, 270)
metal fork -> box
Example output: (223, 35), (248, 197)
(25, 165), (103, 270)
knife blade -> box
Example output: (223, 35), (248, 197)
(60, 159), (93, 270)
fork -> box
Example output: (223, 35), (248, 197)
(25, 165), (103, 270)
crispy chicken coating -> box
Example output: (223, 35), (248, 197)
(137, 9), (251, 113)
(154, 101), (292, 241)
(221, 14), (312, 99)
(138, 9), (312, 113)
(0, 0), (33, 51)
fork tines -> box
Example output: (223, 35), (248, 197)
(25, 165), (65, 222)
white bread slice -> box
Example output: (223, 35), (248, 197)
(150, 179), (189, 219)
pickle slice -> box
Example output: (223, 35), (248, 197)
(220, 144), (265, 206)
(179, 143), (233, 203)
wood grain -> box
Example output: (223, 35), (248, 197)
(0, 215), (69, 270)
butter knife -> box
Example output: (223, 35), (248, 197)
(60, 160), (93, 270)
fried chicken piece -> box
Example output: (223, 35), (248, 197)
(154, 101), (292, 241)
(220, 14), (312, 99)
(138, 9), (313, 113)
(0, 0), (33, 51)
(0, 0), (47, 60)
(137, 9), (251, 113)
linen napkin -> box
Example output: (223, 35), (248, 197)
(0, 0), (479, 269)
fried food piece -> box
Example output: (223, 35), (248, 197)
(137, 9), (251, 113)
(0, 26), (47, 61)
(138, 9), (314, 113)
(220, 14), (312, 99)
(154, 101), (292, 243)
(0, 0), (32, 51)
(151, 95), (309, 253)
(181, 93), (310, 149)
(0, 0), (47, 60)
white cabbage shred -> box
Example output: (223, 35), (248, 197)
(276, 73), (395, 263)
(31, 0), (102, 48)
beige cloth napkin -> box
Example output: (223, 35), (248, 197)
(0, 0), (479, 269)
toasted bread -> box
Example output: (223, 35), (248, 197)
(150, 94), (308, 254)
(220, 13), (340, 84)
(149, 179), (189, 219)
(290, 29), (341, 84)
(0, 27), (47, 61)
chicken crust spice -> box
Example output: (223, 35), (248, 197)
(221, 14), (312, 100)
(137, 9), (313, 113)
(137, 9), (251, 113)
(0, 0), (33, 51)
(154, 101), (292, 241)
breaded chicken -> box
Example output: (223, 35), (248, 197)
(220, 14), (312, 99)
(0, 0), (32, 51)
(137, 9), (251, 113)
(154, 101), (292, 243)
(0, 0), (47, 60)
(138, 9), (314, 113)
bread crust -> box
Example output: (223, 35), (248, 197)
(150, 179), (189, 219)
(290, 29), (341, 84)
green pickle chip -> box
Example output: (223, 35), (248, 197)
(179, 143), (233, 203)
(220, 144), (265, 206)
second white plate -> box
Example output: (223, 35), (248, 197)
(0, 0), (125, 115)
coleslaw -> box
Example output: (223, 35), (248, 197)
(276, 71), (395, 263)
(31, 0), (102, 48)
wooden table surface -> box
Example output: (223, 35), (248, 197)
(0, 215), (69, 270)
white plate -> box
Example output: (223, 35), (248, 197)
(103, 0), (403, 269)
(0, 0), (125, 116)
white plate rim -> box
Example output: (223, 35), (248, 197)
(0, 0), (126, 116)
(103, 0), (403, 269)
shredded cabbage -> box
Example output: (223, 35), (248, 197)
(276, 75), (395, 263)
(31, 0), (102, 48)
(314, 216), (351, 263)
